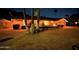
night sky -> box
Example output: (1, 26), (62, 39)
(11, 8), (79, 18)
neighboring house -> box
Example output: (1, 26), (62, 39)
(52, 18), (68, 27)
(0, 19), (12, 29)
(12, 18), (32, 29)
(0, 18), (68, 29)
(12, 19), (44, 28)
(42, 18), (68, 27)
(33, 18), (68, 28)
(11, 18), (24, 29)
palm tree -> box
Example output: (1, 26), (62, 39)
(30, 8), (35, 34)
(23, 8), (30, 33)
(36, 8), (40, 32)
(30, 8), (40, 33)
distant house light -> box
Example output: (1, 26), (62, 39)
(75, 22), (77, 25)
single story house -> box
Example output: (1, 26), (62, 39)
(0, 18), (68, 29)
(0, 19), (12, 29)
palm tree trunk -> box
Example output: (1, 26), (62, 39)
(30, 8), (35, 34)
(36, 8), (40, 32)
(23, 8), (30, 33)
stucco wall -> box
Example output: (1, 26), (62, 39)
(0, 18), (67, 29)
(0, 19), (12, 29)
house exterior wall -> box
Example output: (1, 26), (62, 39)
(12, 19), (23, 29)
(55, 19), (66, 26)
(0, 19), (12, 29)
(43, 18), (67, 27)
(0, 18), (67, 29)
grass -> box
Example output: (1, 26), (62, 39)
(0, 28), (79, 50)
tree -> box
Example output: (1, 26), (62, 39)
(66, 13), (79, 26)
(68, 13), (79, 24)
(30, 8), (40, 33)
(23, 8), (30, 33)
(0, 8), (11, 20)
(65, 14), (70, 21)
(35, 8), (40, 32)
(30, 8), (35, 34)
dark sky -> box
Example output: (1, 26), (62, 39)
(11, 8), (79, 18)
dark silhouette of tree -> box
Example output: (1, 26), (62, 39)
(65, 14), (72, 26)
(30, 8), (40, 33)
(67, 13), (79, 26)
(2, 8), (30, 19)
(0, 8), (11, 20)
(23, 8), (30, 33)
(65, 14), (70, 21)
(36, 8), (40, 32)
(70, 14), (79, 20)
(30, 8), (35, 33)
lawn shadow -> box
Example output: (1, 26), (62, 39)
(72, 44), (79, 50)
(0, 37), (13, 42)
(0, 37), (13, 50)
